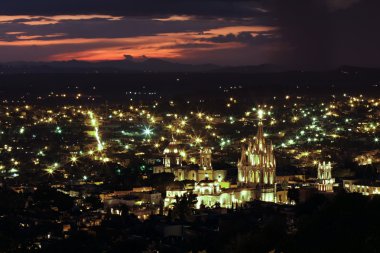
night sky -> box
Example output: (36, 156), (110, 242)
(0, 0), (379, 68)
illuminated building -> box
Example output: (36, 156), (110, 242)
(165, 113), (280, 210)
(164, 184), (188, 208)
(101, 188), (161, 220)
(343, 179), (380, 196)
(153, 139), (185, 174)
(317, 161), (335, 192)
(193, 180), (254, 209)
(200, 147), (212, 170)
(354, 150), (380, 165)
(237, 113), (276, 202)
(153, 143), (226, 182)
(164, 179), (256, 209)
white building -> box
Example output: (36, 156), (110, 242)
(153, 143), (227, 182)
(317, 161), (335, 192)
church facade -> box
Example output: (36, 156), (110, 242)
(237, 119), (276, 202)
(153, 142), (227, 182)
(317, 161), (335, 192)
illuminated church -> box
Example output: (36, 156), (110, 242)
(153, 141), (227, 182)
(237, 111), (276, 202)
(317, 161), (334, 192)
(162, 111), (279, 209)
(153, 140), (186, 174)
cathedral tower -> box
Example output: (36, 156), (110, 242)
(237, 110), (276, 202)
(200, 147), (212, 170)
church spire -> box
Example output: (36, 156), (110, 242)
(256, 120), (264, 141)
(256, 109), (265, 147)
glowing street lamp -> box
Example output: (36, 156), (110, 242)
(70, 155), (78, 163)
(194, 136), (203, 145)
(45, 165), (57, 175)
(142, 126), (153, 137)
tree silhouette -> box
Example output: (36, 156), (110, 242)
(171, 192), (197, 222)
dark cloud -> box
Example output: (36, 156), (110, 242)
(0, 17), (251, 41)
(0, 0), (264, 18)
(202, 32), (278, 45)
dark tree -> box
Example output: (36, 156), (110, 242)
(171, 192), (197, 222)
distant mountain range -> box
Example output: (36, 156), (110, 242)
(0, 57), (379, 74)
(0, 57), (289, 74)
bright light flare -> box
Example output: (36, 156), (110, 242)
(142, 126), (153, 137)
(70, 155), (78, 163)
(257, 109), (265, 120)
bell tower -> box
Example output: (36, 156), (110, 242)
(200, 148), (212, 170)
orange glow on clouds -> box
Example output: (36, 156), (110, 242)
(0, 23), (274, 61)
(206, 26), (276, 36)
(153, 15), (194, 22)
(51, 46), (182, 61)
